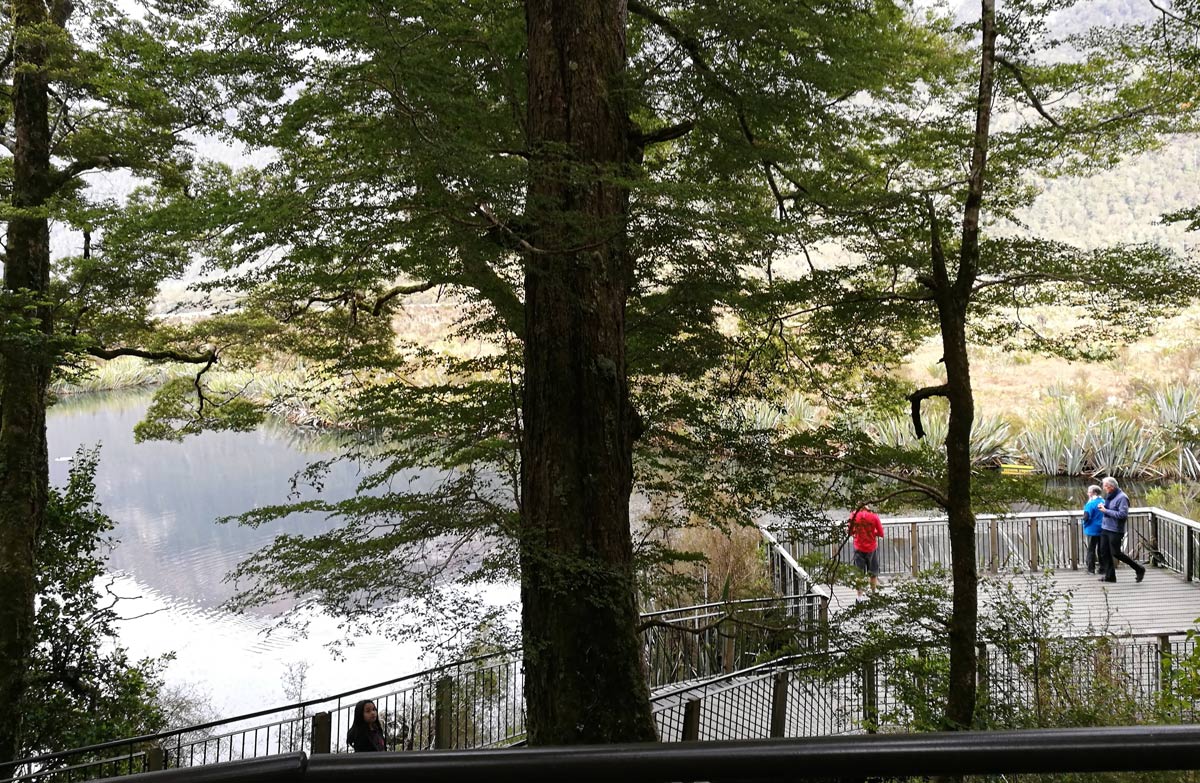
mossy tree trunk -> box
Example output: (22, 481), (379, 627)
(0, 0), (57, 771)
(519, 0), (657, 745)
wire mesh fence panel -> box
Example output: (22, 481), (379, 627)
(783, 667), (863, 737)
(651, 697), (689, 743)
(697, 675), (774, 741)
(1036, 516), (1076, 571)
(447, 657), (526, 748)
(640, 597), (827, 690)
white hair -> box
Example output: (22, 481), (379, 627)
(1102, 476), (1119, 490)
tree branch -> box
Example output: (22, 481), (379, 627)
(1149, 0), (1200, 31)
(371, 281), (439, 316)
(995, 56), (1060, 128)
(51, 154), (128, 192)
(636, 120), (696, 146)
(908, 383), (950, 440)
(87, 346), (216, 363)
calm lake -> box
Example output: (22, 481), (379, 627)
(47, 390), (517, 720)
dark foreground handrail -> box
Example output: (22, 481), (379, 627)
(5, 650), (518, 770)
(90, 725), (1200, 783)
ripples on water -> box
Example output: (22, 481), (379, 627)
(48, 390), (512, 717)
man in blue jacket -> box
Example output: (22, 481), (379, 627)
(1098, 476), (1145, 584)
(1081, 484), (1104, 574)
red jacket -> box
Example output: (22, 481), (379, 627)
(849, 508), (884, 553)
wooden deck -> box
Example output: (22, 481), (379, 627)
(826, 562), (1200, 637)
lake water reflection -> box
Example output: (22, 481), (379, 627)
(47, 391), (507, 718)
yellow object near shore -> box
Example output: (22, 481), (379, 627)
(1000, 463), (1035, 475)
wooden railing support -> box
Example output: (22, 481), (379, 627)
(976, 643), (990, 716)
(1151, 513), (1161, 566)
(146, 747), (165, 772)
(435, 676), (453, 749)
(818, 598), (829, 652)
(1069, 522), (1079, 571)
(989, 518), (999, 574)
(862, 659), (878, 734)
(1188, 530), (1195, 583)
(310, 712), (331, 754)
(910, 521), (919, 577)
(770, 672), (790, 738)
(682, 698), (701, 741)
(1029, 517), (1039, 571)
(722, 634), (736, 674)
(1158, 634), (1173, 695)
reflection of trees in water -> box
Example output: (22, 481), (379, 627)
(258, 417), (387, 456)
(50, 387), (155, 416)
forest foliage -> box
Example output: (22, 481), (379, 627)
(3, 0), (1200, 751)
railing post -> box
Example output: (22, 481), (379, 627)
(910, 521), (919, 577)
(976, 643), (989, 722)
(1188, 530), (1195, 583)
(682, 698), (701, 741)
(310, 712), (331, 754)
(1069, 519), (1079, 571)
(722, 634), (736, 674)
(146, 747), (165, 772)
(818, 597), (829, 652)
(1029, 517), (1039, 571)
(770, 672), (790, 738)
(1151, 512), (1161, 566)
(862, 659), (878, 734)
(1158, 634), (1173, 697)
(990, 518), (999, 574)
(435, 676), (453, 749)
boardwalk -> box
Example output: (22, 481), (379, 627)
(767, 507), (1200, 640)
(825, 564), (1200, 637)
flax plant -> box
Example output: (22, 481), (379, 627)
(869, 405), (1013, 466)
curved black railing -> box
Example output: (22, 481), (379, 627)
(3, 591), (827, 783)
(67, 725), (1200, 783)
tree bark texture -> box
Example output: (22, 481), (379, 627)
(0, 0), (55, 770)
(520, 0), (657, 744)
(940, 0), (996, 731)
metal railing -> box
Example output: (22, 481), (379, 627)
(6, 593), (831, 783)
(2, 652), (526, 783)
(77, 726), (1200, 783)
(13, 507), (1197, 783)
(783, 506), (1200, 581)
(640, 594), (827, 689)
(650, 630), (1200, 741)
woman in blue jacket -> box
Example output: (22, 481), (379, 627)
(1081, 484), (1104, 574)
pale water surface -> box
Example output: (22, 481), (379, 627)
(47, 391), (514, 719)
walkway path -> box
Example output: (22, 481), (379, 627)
(825, 564), (1200, 637)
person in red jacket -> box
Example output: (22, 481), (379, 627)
(848, 505), (885, 601)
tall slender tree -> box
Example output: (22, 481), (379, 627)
(770, 0), (1200, 729)
(0, 1), (220, 767)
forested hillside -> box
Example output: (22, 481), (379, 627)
(1015, 136), (1200, 253)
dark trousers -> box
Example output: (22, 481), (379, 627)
(1100, 530), (1144, 581)
(1085, 534), (1101, 573)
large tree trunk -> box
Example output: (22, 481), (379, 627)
(0, 0), (55, 770)
(940, 304), (977, 730)
(940, 0), (995, 731)
(519, 0), (657, 745)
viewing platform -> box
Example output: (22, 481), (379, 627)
(766, 506), (1200, 638)
(7, 508), (1199, 782)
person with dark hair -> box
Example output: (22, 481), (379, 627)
(347, 700), (386, 752)
(848, 504), (884, 601)
(1097, 476), (1145, 584)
